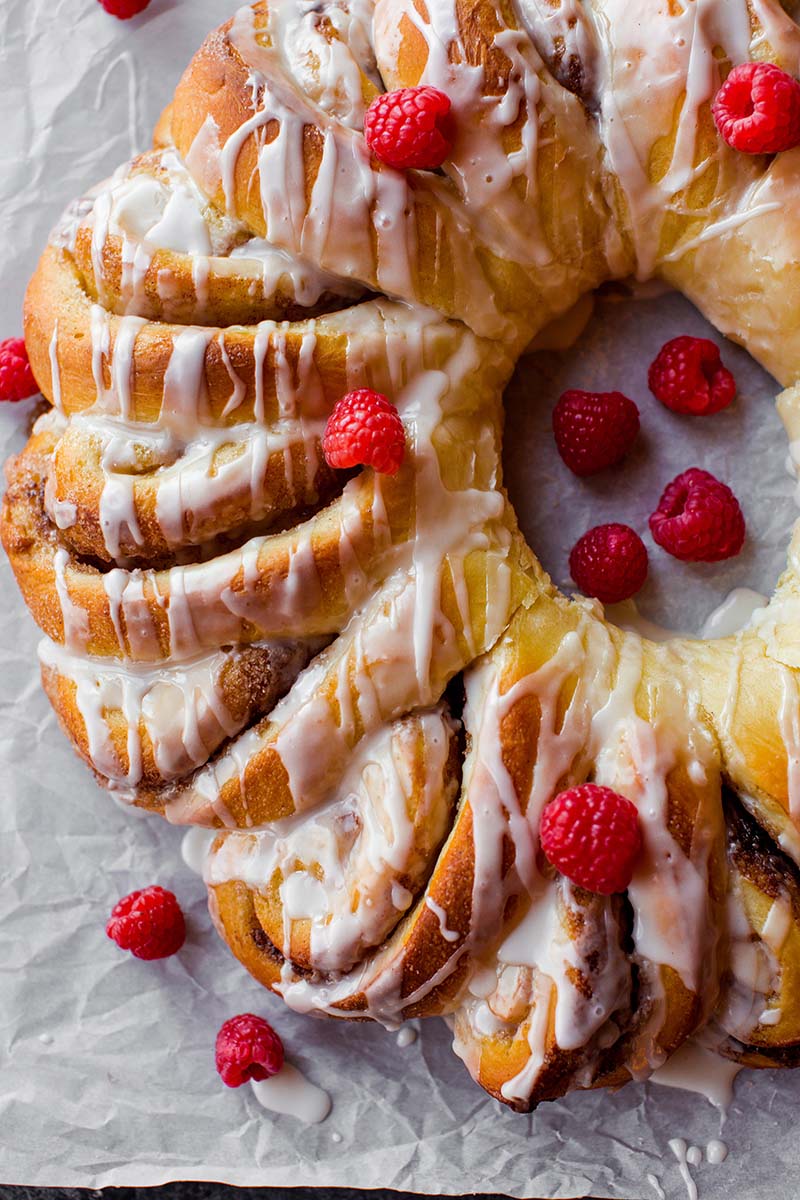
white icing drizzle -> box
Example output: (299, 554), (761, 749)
(181, 826), (218, 876)
(701, 589), (768, 640)
(211, 0), (519, 336)
(396, 1023), (418, 1047)
(40, 638), (239, 785)
(779, 667), (800, 828)
(48, 322), (62, 412)
(647, 1175), (667, 1200)
(373, 0), (800, 294)
(80, 146), (363, 319)
(668, 1138), (699, 1200)
(250, 1062), (332, 1123)
(176, 326), (511, 822)
(587, 0), (753, 278)
(206, 710), (455, 972)
(95, 51), (141, 160)
(649, 1037), (741, 1112)
(38, 637), (310, 788)
(436, 609), (721, 1106)
(53, 549), (90, 652)
(716, 881), (784, 1043)
(605, 600), (682, 643)
(425, 897), (460, 943)
(706, 1139), (729, 1165)
(225, 5), (415, 297)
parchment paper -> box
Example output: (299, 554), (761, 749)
(2, 2), (800, 1197)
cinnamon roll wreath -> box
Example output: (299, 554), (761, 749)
(6, 0), (800, 1109)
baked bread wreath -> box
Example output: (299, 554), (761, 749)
(6, 0), (800, 1110)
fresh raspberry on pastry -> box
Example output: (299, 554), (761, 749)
(713, 62), (800, 155)
(364, 86), (453, 170)
(649, 468), (746, 563)
(323, 389), (406, 474)
(0, 337), (37, 402)
(648, 336), (736, 416)
(215, 1014), (285, 1087)
(539, 784), (642, 895)
(105, 886), (186, 960)
(569, 523), (649, 604)
(552, 388), (640, 475)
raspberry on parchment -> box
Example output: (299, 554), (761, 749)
(569, 523), (649, 605)
(97, 0), (151, 18)
(106, 886), (186, 960)
(650, 468), (746, 563)
(553, 388), (640, 476)
(215, 1014), (285, 1088)
(648, 336), (735, 416)
(0, 337), (38, 402)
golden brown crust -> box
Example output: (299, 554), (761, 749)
(26, 246), (447, 422)
(1, 423), (408, 657)
(40, 640), (315, 794)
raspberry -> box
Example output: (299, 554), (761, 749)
(216, 1014), (285, 1087)
(552, 389), (640, 476)
(569, 524), (648, 604)
(105, 886), (186, 960)
(364, 86), (453, 170)
(540, 783), (642, 895)
(98, 0), (151, 16)
(648, 336), (735, 416)
(323, 388), (405, 474)
(712, 62), (800, 155)
(0, 338), (38, 402)
(649, 468), (745, 563)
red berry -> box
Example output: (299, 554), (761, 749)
(569, 524), (648, 604)
(0, 338), (38, 402)
(216, 1014), (285, 1088)
(713, 62), (800, 155)
(98, 0), (151, 17)
(540, 783), (642, 895)
(105, 886), (185, 960)
(323, 388), (405, 474)
(649, 468), (745, 563)
(552, 389), (640, 476)
(364, 86), (453, 170)
(648, 336), (735, 416)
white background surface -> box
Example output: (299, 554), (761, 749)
(2, 2), (800, 1197)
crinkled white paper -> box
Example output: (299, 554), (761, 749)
(2, 2), (800, 1196)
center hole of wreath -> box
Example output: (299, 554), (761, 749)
(503, 286), (796, 637)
